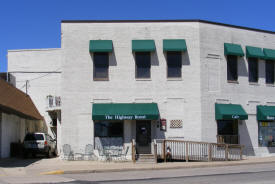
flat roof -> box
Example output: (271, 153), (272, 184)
(61, 19), (275, 35)
(8, 48), (61, 52)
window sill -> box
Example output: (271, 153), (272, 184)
(167, 78), (183, 81)
(266, 83), (275, 87)
(249, 82), (260, 86)
(135, 78), (152, 81)
(227, 80), (239, 84)
(93, 78), (109, 81)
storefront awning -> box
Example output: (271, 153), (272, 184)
(163, 39), (187, 52)
(246, 46), (265, 59)
(224, 43), (244, 56)
(215, 103), (248, 120)
(257, 105), (275, 121)
(89, 40), (113, 52)
(263, 48), (275, 60)
(132, 40), (156, 52)
(92, 103), (159, 120)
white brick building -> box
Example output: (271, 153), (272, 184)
(8, 49), (62, 152)
(8, 20), (275, 158)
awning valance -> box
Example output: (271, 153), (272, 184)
(246, 46), (265, 59)
(132, 40), (156, 52)
(89, 40), (113, 52)
(92, 103), (159, 120)
(163, 39), (187, 52)
(257, 105), (275, 121)
(224, 43), (244, 56)
(263, 48), (275, 60)
(215, 103), (248, 120)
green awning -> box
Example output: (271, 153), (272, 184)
(89, 40), (113, 52)
(163, 39), (187, 52)
(92, 103), (159, 120)
(132, 40), (156, 52)
(224, 43), (244, 56)
(246, 46), (265, 59)
(257, 105), (275, 121)
(215, 103), (248, 120)
(263, 48), (275, 60)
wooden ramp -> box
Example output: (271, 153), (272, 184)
(154, 139), (244, 162)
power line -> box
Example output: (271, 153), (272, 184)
(16, 68), (61, 82)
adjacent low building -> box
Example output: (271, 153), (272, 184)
(8, 48), (62, 153)
(7, 20), (275, 158)
(0, 79), (45, 158)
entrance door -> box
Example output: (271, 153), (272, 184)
(217, 120), (239, 144)
(136, 120), (151, 154)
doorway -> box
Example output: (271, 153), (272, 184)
(217, 120), (239, 144)
(136, 120), (151, 154)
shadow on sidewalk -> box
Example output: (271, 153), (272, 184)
(0, 155), (48, 168)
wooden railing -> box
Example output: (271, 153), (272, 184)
(131, 139), (136, 163)
(155, 139), (243, 162)
(217, 135), (239, 144)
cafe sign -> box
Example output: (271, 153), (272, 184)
(105, 115), (147, 120)
(232, 115), (240, 119)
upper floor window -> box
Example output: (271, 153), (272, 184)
(135, 52), (151, 79)
(266, 60), (275, 84)
(227, 55), (238, 81)
(248, 58), (258, 83)
(93, 52), (109, 81)
(167, 51), (182, 78)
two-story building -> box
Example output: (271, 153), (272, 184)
(8, 20), (275, 158)
(60, 20), (275, 157)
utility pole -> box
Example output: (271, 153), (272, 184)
(25, 80), (29, 95)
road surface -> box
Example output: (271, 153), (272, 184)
(1, 162), (275, 183)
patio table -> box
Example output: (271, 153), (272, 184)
(103, 147), (123, 161)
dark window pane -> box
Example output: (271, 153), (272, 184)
(167, 52), (182, 67)
(136, 67), (150, 78)
(94, 53), (108, 67)
(109, 123), (123, 137)
(136, 52), (151, 67)
(135, 52), (151, 78)
(266, 60), (274, 84)
(94, 53), (109, 80)
(24, 133), (44, 141)
(227, 55), (238, 81)
(248, 58), (258, 82)
(94, 67), (108, 79)
(217, 120), (238, 135)
(95, 121), (123, 137)
(167, 51), (182, 78)
(168, 67), (181, 78)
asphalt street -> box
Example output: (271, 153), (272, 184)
(1, 162), (275, 184)
(58, 170), (275, 184)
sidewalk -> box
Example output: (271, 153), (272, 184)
(1, 156), (275, 176)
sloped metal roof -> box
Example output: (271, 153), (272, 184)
(0, 79), (43, 120)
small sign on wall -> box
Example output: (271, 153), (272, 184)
(160, 119), (167, 131)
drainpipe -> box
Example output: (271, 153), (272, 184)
(25, 80), (29, 95)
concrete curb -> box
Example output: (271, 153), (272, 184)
(40, 160), (275, 175)
(40, 170), (64, 175)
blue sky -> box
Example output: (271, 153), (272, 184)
(1, 0), (275, 72)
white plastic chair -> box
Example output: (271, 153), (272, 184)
(62, 144), (74, 160)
